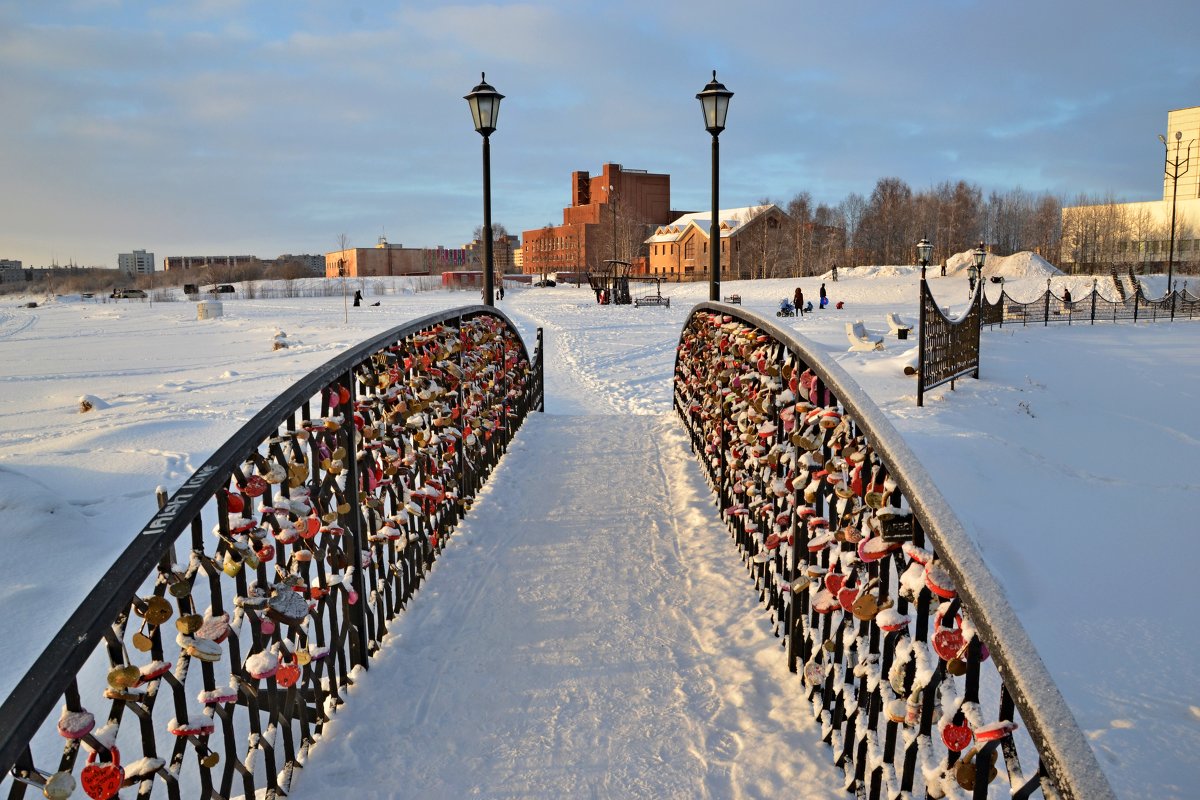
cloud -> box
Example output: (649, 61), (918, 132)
(1, 0), (1198, 267)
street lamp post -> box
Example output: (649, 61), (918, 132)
(917, 237), (933, 273)
(916, 237), (934, 407)
(608, 184), (619, 284)
(1159, 131), (1193, 315)
(970, 241), (986, 297)
(465, 73), (504, 307)
(697, 71), (732, 302)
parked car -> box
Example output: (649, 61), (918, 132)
(207, 284), (235, 294)
(110, 288), (147, 299)
(533, 279), (557, 287)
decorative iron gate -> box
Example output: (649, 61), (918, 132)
(918, 270), (981, 407)
(0, 307), (543, 800)
(674, 303), (1115, 800)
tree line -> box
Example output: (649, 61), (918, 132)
(737, 178), (1065, 278)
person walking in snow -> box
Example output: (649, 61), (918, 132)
(793, 286), (804, 316)
(819, 282), (828, 309)
(831, 264), (838, 282)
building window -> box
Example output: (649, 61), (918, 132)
(684, 240), (695, 260)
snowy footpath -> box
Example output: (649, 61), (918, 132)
(286, 414), (844, 799)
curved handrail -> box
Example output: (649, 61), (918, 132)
(1, 305), (542, 798)
(674, 303), (1115, 800)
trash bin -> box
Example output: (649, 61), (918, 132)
(197, 300), (224, 320)
(897, 329), (908, 340)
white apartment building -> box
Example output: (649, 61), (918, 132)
(1061, 106), (1200, 273)
(0, 259), (22, 283)
(118, 250), (156, 276)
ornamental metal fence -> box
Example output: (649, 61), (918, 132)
(918, 273), (981, 407)
(0, 306), (543, 800)
(674, 303), (1115, 800)
(980, 280), (1200, 327)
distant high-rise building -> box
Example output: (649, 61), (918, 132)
(118, 250), (155, 275)
(275, 254), (326, 275)
(163, 255), (258, 271)
(0, 259), (23, 283)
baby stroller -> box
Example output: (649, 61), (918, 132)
(777, 299), (797, 317)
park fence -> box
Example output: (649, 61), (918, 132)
(0, 307), (543, 800)
(981, 279), (1200, 327)
(674, 303), (1115, 800)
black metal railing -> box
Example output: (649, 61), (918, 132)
(981, 279), (1200, 327)
(1, 306), (542, 800)
(673, 303), (1115, 800)
(919, 271), (981, 407)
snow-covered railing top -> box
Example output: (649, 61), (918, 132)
(673, 303), (1115, 800)
(0, 306), (543, 800)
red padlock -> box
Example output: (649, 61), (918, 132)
(81, 747), (124, 800)
(275, 658), (301, 689)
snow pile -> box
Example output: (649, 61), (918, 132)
(78, 394), (109, 412)
(945, 249), (1062, 280)
(837, 265), (921, 279)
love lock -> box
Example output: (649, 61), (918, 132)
(80, 747), (124, 800)
(941, 718), (974, 752)
(41, 771), (76, 800)
(932, 627), (966, 662)
(851, 592), (893, 622)
(954, 746), (999, 791)
(138, 595), (173, 626)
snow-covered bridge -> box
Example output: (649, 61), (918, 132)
(0, 301), (1121, 800)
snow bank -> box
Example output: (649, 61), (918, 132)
(946, 249), (1063, 280)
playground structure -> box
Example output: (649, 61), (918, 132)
(587, 259), (633, 305)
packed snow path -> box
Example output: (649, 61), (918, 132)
(287, 414), (845, 799)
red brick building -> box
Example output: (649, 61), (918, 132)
(522, 163), (673, 277)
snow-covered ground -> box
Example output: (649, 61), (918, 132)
(0, 260), (1196, 798)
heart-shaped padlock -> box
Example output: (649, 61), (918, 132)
(80, 747), (123, 800)
(941, 721), (973, 752)
(275, 659), (301, 688)
(932, 628), (966, 662)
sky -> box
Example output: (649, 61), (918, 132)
(1, 0), (1198, 268)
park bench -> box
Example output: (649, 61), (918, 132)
(886, 312), (913, 339)
(724, 294), (742, 304)
(634, 294), (671, 308)
(845, 321), (884, 352)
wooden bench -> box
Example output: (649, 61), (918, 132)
(634, 294), (670, 308)
(724, 294), (742, 304)
(846, 321), (884, 352)
(886, 312), (913, 339)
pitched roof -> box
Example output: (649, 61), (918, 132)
(645, 204), (780, 244)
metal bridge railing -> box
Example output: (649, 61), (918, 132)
(674, 303), (1115, 800)
(0, 306), (542, 800)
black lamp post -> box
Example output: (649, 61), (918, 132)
(1159, 131), (1193, 312)
(970, 241), (986, 295)
(916, 237), (934, 407)
(465, 73), (504, 307)
(697, 71), (732, 302)
(917, 237), (933, 274)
